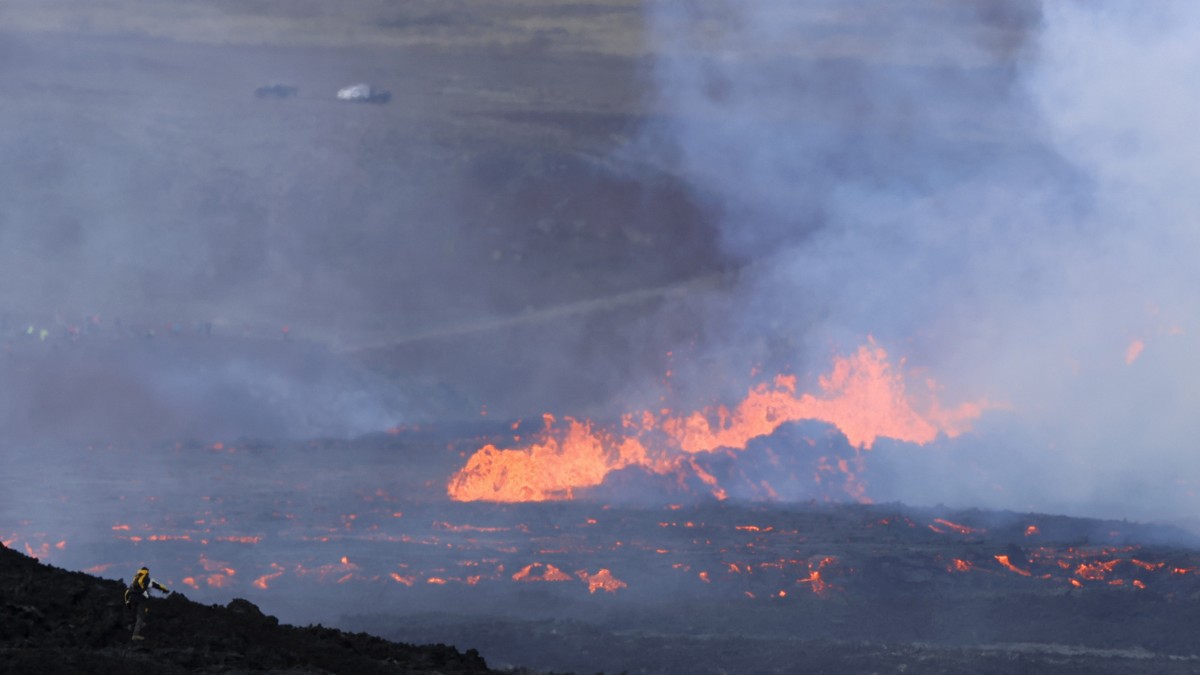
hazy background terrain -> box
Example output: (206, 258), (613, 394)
(0, 0), (730, 436)
(3, 0), (1200, 521)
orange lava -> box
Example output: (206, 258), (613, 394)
(253, 563), (285, 590)
(798, 557), (838, 595)
(448, 342), (987, 502)
(949, 558), (973, 573)
(576, 568), (628, 593)
(995, 554), (1032, 577)
(512, 563), (573, 582)
(205, 574), (232, 588)
(1075, 560), (1120, 581)
(929, 518), (982, 535)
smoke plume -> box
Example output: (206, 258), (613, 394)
(634, 1), (1200, 521)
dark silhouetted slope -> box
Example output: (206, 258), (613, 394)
(0, 543), (502, 674)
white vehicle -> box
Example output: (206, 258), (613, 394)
(336, 83), (391, 104)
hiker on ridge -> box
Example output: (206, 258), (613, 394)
(125, 566), (170, 640)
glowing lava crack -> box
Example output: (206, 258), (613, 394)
(448, 342), (987, 502)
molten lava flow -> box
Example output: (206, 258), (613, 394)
(1075, 560), (1120, 581)
(928, 518), (983, 535)
(798, 557), (838, 595)
(448, 342), (987, 502)
(253, 563), (285, 590)
(995, 554), (1032, 576)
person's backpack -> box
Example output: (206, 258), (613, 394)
(125, 570), (148, 607)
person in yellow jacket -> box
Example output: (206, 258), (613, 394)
(124, 566), (170, 640)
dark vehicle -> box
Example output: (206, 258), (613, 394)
(255, 84), (298, 99)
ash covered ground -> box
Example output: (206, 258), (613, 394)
(6, 1), (1200, 673)
(9, 423), (1200, 674)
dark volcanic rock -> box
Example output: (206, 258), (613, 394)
(0, 543), (499, 674)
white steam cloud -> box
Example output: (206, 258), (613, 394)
(638, 1), (1200, 521)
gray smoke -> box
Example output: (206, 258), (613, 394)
(635, 1), (1200, 522)
(5, 2), (1199, 522)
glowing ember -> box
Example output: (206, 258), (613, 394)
(949, 559), (973, 573)
(216, 536), (261, 544)
(1075, 560), (1120, 581)
(448, 342), (986, 502)
(512, 563), (573, 582)
(576, 568), (628, 593)
(1125, 339), (1145, 365)
(206, 574), (233, 588)
(798, 557), (837, 595)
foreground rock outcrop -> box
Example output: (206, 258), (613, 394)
(0, 543), (500, 674)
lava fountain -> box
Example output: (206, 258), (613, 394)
(447, 341), (989, 503)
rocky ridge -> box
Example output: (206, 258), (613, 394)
(0, 542), (511, 675)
